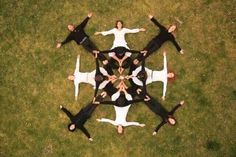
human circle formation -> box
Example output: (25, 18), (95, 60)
(57, 12), (185, 142)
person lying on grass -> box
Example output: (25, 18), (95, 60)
(59, 95), (105, 142)
(133, 14), (184, 65)
(95, 20), (145, 50)
(56, 12), (107, 64)
(68, 55), (117, 101)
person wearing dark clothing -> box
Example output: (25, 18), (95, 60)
(143, 97), (184, 135)
(94, 58), (109, 97)
(56, 13), (107, 62)
(103, 82), (118, 97)
(60, 103), (99, 141)
(135, 15), (183, 62)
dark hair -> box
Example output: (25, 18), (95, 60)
(137, 71), (147, 82)
(167, 70), (176, 83)
(68, 123), (76, 132)
(115, 20), (124, 28)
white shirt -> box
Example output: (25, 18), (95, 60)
(73, 56), (109, 97)
(131, 54), (168, 98)
(99, 91), (141, 127)
(101, 28), (140, 49)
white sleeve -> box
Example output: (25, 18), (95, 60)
(111, 91), (120, 101)
(100, 67), (108, 76)
(163, 54), (167, 70)
(125, 52), (132, 57)
(108, 52), (115, 57)
(123, 28), (140, 34)
(123, 122), (140, 127)
(74, 55), (80, 74)
(100, 118), (117, 126)
(162, 80), (167, 98)
(125, 93), (132, 101)
(74, 82), (79, 97)
(101, 28), (115, 36)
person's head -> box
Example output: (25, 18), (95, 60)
(167, 70), (176, 82)
(68, 75), (75, 81)
(68, 123), (76, 132)
(167, 116), (176, 126)
(168, 24), (177, 33)
(115, 20), (124, 29)
(137, 71), (147, 82)
(117, 125), (124, 134)
(67, 24), (75, 31)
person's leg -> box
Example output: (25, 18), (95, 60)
(81, 38), (107, 61)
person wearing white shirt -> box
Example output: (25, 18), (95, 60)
(96, 82), (145, 134)
(130, 52), (175, 100)
(95, 20), (145, 49)
(67, 55), (111, 100)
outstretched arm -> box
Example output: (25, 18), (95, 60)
(123, 28), (141, 34)
(74, 83), (79, 101)
(61, 35), (73, 46)
(154, 120), (166, 133)
(96, 28), (115, 36)
(124, 122), (144, 127)
(74, 55), (80, 74)
(61, 107), (74, 121)
(171, 39), (182, 52)
(76, 16), (90, 30)
(150, 17), (166, 30)
(97, 118), (117, 125)
(79, 126), (91, 139)
(169, 103), (182, 115)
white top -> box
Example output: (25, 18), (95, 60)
(101, 28), (140, 49)
(99, 91), (141, 127)
(73, 56), (109, 97)
(131, 54), (168, 98)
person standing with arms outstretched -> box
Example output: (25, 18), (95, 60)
(56, 12), (107, 63)
(134, 14), (184, 65)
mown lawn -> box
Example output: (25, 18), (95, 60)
(0, 0), (235, 157)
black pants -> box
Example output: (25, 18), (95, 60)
(81, 38), (107, 61)
(136, 39), (161, 61)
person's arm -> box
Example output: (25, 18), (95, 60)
(97, 118), (117, 125)
(74, 82), (79, 101)
(150, 17), (166, 30)
(76, 17), (90, 30)
(169, 103), (182, 115)
(61, 107), (74, 121)
(128, 98), (144, 104)
(123, 28), (140, 34)
(74, 55), (80, 74)
(154, 120), (166, 133)
(100, 28), (115, 36)
(127, 50), (140, 55)
(61, 35), (73, 46)
(99, 100), (116, 105)
(162, 80), (167, 100)
(163, 52), (167, 70)
(79, 126), (91, 139)
(124, 122), (144, 127)
(170, 39), (182, 52)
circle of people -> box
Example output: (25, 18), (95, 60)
(57, 12), (185, 142)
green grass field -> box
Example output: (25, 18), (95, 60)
(1, 0), (236, 157)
